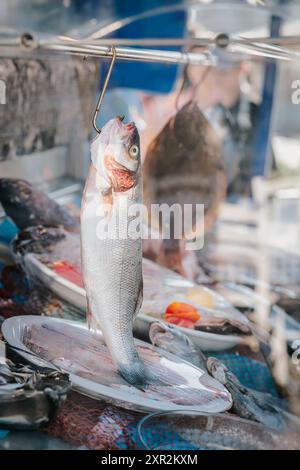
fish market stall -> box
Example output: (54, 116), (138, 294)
(0, 0), (300, 452)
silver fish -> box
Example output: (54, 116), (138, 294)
(81, 117), (150, 387)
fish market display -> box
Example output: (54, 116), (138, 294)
(81, 116), (153, 387)
(149, 321), (299, 431)
(0, 179), (78, 232)
(1, 316), (232, 414)
(0, 358), (70, 430)
(1, 178), (252, 349)
(3, 176), (251, 350)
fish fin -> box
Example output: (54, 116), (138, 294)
(118, 358), (164, 390)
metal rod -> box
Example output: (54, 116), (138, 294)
(0, 32), (299, 64)
(58, 36), (214, 47)
(38, 41), (215, 65)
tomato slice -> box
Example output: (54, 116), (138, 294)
(165, 301), (201, 323)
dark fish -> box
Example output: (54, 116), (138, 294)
(143, 102), (226, 275)
(12, 225), (67, 257)
(143, 102), (226, 224)
(207, 357), (298, 431)
(149, 321), (207, 371)
(0, 178), (78, 231)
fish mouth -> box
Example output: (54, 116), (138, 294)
(114, 115), (137, 136)
(104, 154), (134, 173)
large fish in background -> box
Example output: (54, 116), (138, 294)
(0, 179), (78, 232)
(143, 101), (226, 278)
(80, 116), (153, 387)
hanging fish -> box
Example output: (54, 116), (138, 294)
(143, 101), (226, 277)
(81, 116), (156, 388)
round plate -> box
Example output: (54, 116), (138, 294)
(2, 316), (232, 414)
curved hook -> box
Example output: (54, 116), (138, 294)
(175, 49), (211, 111)
(93, 46), (117, 134)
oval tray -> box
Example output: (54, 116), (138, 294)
(2, 316), (232, 414)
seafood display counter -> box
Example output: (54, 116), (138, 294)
(1, 0), (300, 453)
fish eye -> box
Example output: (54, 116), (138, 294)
(129, 145), (139, 157)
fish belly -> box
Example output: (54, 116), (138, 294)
(81, 194), (143, 374)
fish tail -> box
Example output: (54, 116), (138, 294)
(117, 357), (164, 390)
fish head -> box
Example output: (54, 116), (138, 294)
(149, 321), (196, 357)
(91, 116), (141, 192)
(11, 225), (66, 257)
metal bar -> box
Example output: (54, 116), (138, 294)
(58, 36), (214, 47)
(0, 32), (299, 64)
(0, 36), (214, 65)
(252, 13), (282, 178)
(238, 34), (300, 46)
(42, 43), (214, 65)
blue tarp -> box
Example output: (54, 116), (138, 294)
(94, 0), (186, 93)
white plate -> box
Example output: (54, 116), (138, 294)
(1, 316), (232, 414)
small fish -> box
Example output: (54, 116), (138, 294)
(0, 178), (78, 232)
(81, 116), (154, 388)
(207, 357), (295, 431)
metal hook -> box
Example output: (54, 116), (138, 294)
(93, 46), (117, 134)
(175, 50), (189, 111)
(175, 49), (211, 111)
